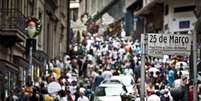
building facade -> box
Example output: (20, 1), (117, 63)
(77, 0), (126, 38)
(77, 0), (144, 38)
(134, 0), (196, 34)
(124, 0), (143, 39)
(0, 0), (68, 99)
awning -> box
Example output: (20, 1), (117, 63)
(134, 0), (162, 16)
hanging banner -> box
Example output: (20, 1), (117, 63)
(147, 33), (192, 56)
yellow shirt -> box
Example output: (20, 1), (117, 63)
(43, 94), (54, 101)
(52, 67), (61, 79)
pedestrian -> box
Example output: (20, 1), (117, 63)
(113, 68), (120, 76)
(188, 85), (193, 101)
(66, 90), (73, 101)
(6, 90), (19, 101)
(147, 91), (160, 101)
(16, 88), (27, 101)
(57, 90), (67, 101)
(30, 88), (40, 101)
(24, 82), (33, 97)
(167, 67), (175, 87)
(170, 76), (188, 101)
(74, 87), (80, 101)
(160, 89), (170, 101)
(180, 76), (189, 101)
(134, 61), (140, 80)
(102, 67), (112, 80)
(42, 88), (55, 101)
(77, 88), (89, 101)
(94, 71), (104, 87)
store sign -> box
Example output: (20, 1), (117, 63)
(147, 33), (191, 56)
(179, 20), (190, 29)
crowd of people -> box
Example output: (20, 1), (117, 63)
(4, 32), (201, 101)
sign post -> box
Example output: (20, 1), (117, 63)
(192, 30), (197, 101)
(141, 33), (192, 101)
(140, 34), (146, 101)
(140, 17), (147, 101)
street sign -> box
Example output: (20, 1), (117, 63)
(147, 33), (192, 56)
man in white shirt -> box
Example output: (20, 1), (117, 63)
(102, 67), (113, 80)
(147, 91), (160, 101)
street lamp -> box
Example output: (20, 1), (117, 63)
(25, 17), (42, 84)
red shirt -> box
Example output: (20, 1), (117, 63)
(188, 89), (193, 101)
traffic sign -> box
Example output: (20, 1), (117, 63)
(147, 33), (191, 56)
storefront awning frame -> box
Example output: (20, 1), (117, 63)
(134, 0), (162, 16)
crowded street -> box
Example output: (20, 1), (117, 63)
(1, 0), (201, 101)
(3, 32), (197, 101)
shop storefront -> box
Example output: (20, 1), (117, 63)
(0, 59), (18, 99)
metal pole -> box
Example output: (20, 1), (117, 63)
(193, 30), (197, 101)
(140, 36), (145, 101)
(140, 17), (147, 101)
(28, 46), (33, 84)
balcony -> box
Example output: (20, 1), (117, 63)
(0, 9), (26, 45)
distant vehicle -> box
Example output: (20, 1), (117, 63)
(198, 72), (201, 81)
(197, 61), (201, 81)
(175, 61), (188, 70)
(101, 79), (122, 85)
(93, 83), (126, 101)
(101, 75), (135, 94)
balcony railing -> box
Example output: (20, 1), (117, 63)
(0, 9), (26, 34)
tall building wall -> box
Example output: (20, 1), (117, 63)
(164, 0), (196, 33)
(0, 0), (68, 97)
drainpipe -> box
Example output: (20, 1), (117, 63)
(67, 0), (70, 54)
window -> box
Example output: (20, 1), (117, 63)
(0, 0), (2, 8)
(2, 0), (9, 9)
(38, 12), (42, 48)
(164, 24), (168, 30)
(165, 5), (169, 15)
(95, 87), (106, 96)
(30, 0), (34, 16)
(179, 20), (190, 29)
(17, 0), (22, 11)
(70, 8), (78, 21)
(174, 5), (195, 13)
